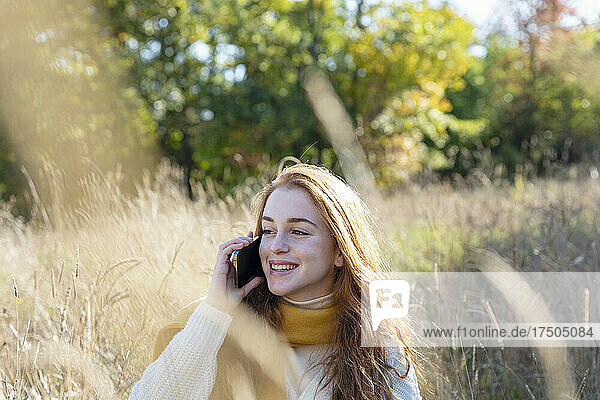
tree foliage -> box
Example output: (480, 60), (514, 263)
(2, 0), (598, 208)
(448, 0), (600, 179)
(103, 0), (479, 190)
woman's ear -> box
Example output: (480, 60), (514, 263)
(334, 250), (344, 267)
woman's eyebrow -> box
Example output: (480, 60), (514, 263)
(261, 216), (318, 228)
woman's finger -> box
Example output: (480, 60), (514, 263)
(225, 261), (234, 279)
(217, 237), (251, 253)
(217, 241), (249, 261)
(240, 276), (264, 297)
(223, 235), (253, 247)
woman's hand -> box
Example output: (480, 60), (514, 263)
(206, 231), (264, 313)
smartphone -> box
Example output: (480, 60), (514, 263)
(231, 235), (264, 289)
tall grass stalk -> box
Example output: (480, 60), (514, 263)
(1, 160), (600, 399)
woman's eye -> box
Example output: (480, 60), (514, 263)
(291, 229), (307, 235)
(262, 228), (275, 235)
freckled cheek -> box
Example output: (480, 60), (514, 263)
(259, 241), (270, 266)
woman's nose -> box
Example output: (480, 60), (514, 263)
(271, 232), (289, 253)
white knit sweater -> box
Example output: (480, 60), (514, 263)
(129, 302), (421, 400)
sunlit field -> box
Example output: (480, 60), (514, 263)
(2, 161), (599, 399)
(2, 0), (600, 396)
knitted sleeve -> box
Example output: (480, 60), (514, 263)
(386, 348), (422, 400)
(128, 302), (232, 400)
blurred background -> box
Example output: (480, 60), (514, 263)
(1, 0), (600, 399)
(2, 0), (600, 215)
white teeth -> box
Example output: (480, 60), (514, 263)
(270, 264), (298, 271)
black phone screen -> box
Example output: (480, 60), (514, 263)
(232, 235), (264, 289)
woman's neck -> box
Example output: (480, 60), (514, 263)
(282, 292), (334, 309)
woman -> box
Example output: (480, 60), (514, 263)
(129, 163), (421, 400)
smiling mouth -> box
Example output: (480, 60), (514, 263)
(270, 263), (299, 271)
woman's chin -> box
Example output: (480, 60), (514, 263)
(266, 281), (294, 297)
(267, 286), (287, 297)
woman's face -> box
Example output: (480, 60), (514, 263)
(259, 186), (343, 301)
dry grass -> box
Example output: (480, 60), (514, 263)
(1, 161), (600, 399)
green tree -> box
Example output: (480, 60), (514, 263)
(449, 26), (600, 178)
(104, 0), (480, 190)
(448, 0), (600, 178)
